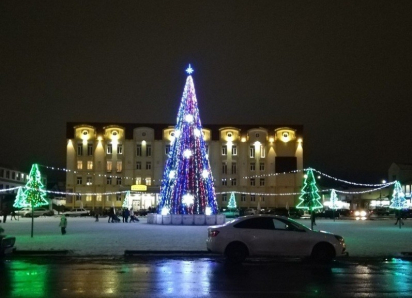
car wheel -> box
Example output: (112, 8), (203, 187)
(311, 243), (335, 263)
(225, 242), (248, 264)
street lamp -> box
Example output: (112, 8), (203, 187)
(380, 180), (387, 206)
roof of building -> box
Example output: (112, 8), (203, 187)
(66, 122), (304, 141)
(391, 163), (412, 170)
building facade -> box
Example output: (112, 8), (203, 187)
(66, 122), (304, 212)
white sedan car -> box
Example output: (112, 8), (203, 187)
(207, 215), (348, 263)
(62, 208), (90, 217)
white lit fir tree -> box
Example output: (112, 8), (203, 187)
(158, 65), (218, 215)
(329, 189), (340, 210)
(389, 181), (407, 210)
(227, 192), (237, 210)
(122, 191), (132, 209)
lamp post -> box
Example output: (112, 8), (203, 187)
(380, 180), (386, 207)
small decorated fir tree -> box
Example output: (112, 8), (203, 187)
(227, 192), (237, 210)
(389, 181), (407, 210)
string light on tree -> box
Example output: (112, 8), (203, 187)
(157, 65), (218, 215)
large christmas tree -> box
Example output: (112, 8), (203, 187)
(296, 168), (323, 212)
(158, 65), (218, 215)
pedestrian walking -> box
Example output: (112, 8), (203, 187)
(310, 210), (316, 228)
(95, 212), (99, 222)
(108, 207), (114, 223)
(124, 208), (130, 223)
(59, 214), (68, 235)
(394, 210), (404, 226)
(10, 210), (17, 221)
(122, 208), (126, 223)
(2, 206), (9, 223)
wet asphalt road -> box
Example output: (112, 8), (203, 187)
(1, 256), (412, 298)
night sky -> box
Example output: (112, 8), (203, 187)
(1, 1), (411, 184)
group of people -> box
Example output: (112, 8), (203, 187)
(107, 207), (139, 223)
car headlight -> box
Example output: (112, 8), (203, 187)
(355, 211), (360, 216)
(334, 235), (344, 243)
(360, 211), (367, 216)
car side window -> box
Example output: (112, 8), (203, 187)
(234, 217), (274, 230)
(273, 218), (302, 231)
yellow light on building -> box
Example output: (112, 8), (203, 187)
(131, 185), (147, 191)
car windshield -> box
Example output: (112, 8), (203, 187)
(287, 218), (311, 231)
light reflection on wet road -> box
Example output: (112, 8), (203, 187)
(1, 257), (412, 297)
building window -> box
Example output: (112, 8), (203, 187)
(222, 145), (227, 155)
(87, 176), (92, 185)
(77, 177), (82, 185)
(107, 161), (112, 172)
(76, 194), (81, 201)
(136, 144), (142, 156)
(87, 143), (93, 156)
(222, 179), (227, 186)
(231, 179), (237, 186)
(77, 161), (83, 170)
(117, 144), (123, 154)
(232, 146), (237, 155)
(116, 194), (122, 201)
(87, 161), (93, 170)
(241, 194), (246, 202)
(146, 162), (151, 170)
(12, 172), (15, 180)
(260, 163), (265, 171)
(107, 144), (112, 154)
(232, 162), (237, 174)
(145, 177), (151, 185)
(249, 146), (255, 158)
(260, 145), (265, 158)
(116, 161), (122, 172)
(165, 145), (171, 155)
(136, 162), (141, 170)
(86, 195), (92, 202)
(0, 169), (3, 177)
(16, 173), (20, 181)
(250, 178), (255, 186)
(260, 178), (265, 186)
(106, 177), (112, 185)
(222, 194), (227, 202)
(106, 195), (110, 202)
(77, 143), (83, 156)
(222, 163), (227, 174)
(250, 163), (255, 171)
(116, 177), (122, 185)
(96, 194), (102, 201)
(5, 171), (9, 179)
(136, 177), (141, 185)
(146, 144), (152, 157)
(251, 195), (256, 202)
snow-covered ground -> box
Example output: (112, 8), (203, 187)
(1, 216), (411, 257)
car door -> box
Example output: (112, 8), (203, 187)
(270, 218), (309, 256)
(234, 217), (275, 256)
